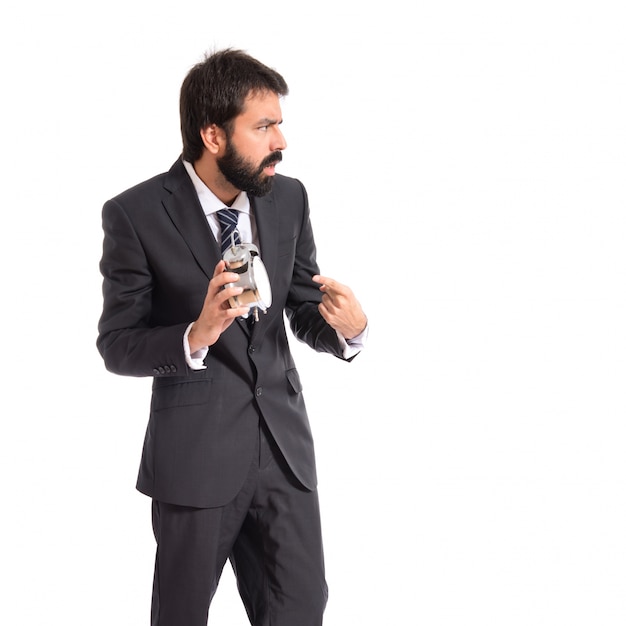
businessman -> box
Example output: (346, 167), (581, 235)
(97, 48), (367, 626)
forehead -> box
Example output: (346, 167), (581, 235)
(237, 90), (283, 122)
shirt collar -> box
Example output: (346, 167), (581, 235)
(183, 159), (250, 216)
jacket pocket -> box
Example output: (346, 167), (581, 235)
(151, 377), (213, 411)
(286, 368), (302, 394)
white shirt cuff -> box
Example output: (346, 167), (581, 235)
(337, 323), (369, 360)
(184, 322), (208, 370)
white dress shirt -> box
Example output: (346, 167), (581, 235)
(181, 160), (367, 369)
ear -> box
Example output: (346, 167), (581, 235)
(200, 124), (227, 155)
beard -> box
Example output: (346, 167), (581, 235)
(217, 141), (282, 197)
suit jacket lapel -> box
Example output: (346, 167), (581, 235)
(253, 193), (278, 292)
(161, 159), (221, 280)
(249, 193), (278, 341)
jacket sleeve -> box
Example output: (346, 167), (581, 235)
(96, 198), (191, 377)
(284, 181), (346, 359)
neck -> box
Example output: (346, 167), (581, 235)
(192, 154), (240, 206)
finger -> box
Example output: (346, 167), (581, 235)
(232, 306), (251, 317)
(317, 301), (331, 323)
(212, 260), (243, 288)
(315, 275), (351, 298)
(313, 275), (337, 288)
(321, 293), (337, 311)
(222, 305), (250, 319)
(314, 276), (339, 304)
(216, 284), (245, 308)
(213, 260), (227, 277)
(210, 271), (241, 294)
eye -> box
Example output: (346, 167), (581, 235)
(258, 125), (269, 131)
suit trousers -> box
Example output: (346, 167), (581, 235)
(150, 421), (328, 626)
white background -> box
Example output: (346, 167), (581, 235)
(1, 1), (625, 624)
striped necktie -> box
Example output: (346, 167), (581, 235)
(216, 208), (241, 256)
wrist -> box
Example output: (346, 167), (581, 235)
(346, 316), (368, 341)
(188, 323), (208, 354)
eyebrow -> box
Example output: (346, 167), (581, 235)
(257, 117), (283, 126)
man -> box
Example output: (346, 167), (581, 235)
(97, 48), (367, 626)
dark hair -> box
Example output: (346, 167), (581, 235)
(180, 48), (289, 162)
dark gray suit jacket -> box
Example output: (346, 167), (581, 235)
(97, 158), (348, 508)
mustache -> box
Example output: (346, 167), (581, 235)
(259, 151), (283, 170)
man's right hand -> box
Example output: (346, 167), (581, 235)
(188, 260), (250, 352)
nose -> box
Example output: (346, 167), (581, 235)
(271, 125), (287, 151)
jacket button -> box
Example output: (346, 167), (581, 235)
(171, 365), (177, 373)
(255, 387), (263, 397)
(248, 345), (255, 355)
(152, 369), (160, 375)
(158, 367), (166, 374)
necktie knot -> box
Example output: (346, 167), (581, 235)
(217, 208), (241, 255)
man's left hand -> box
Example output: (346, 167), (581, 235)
(312, 275), (367, 340)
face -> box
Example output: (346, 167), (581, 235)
(216, 91), (287, 197)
